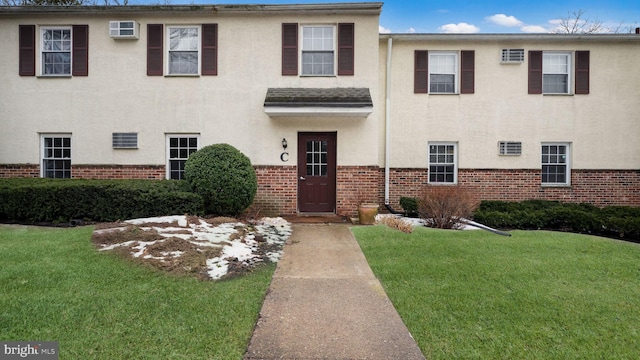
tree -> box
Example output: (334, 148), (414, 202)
(552, 9), (605, 34)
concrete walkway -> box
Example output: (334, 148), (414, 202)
(244, 224), (425, 360)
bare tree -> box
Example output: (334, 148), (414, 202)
(553, 9), (606, 34)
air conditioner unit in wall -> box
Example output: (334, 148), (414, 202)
(109, 21), (139, 39)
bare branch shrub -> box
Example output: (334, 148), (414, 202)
(376, 215), (413, 234)
(417, 185), (479, 229)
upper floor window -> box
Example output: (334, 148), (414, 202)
(168, 26), (199, 75)
(147, 24), (217, 77)
(19, 25), (88, 77)
(41, 27), (71, 76)
(281, 23), (354, 76)
(428, 142), (457, 184)
(429, 52), (457, 94)
(529, 51), (589, 95)
(301, 26), (335, 76)
(543, 53), (570, 94)
(414, 50), (474, 94)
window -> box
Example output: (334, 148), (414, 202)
(41, 135), (71, 178)
(281, 23), (354, 76)
(543, 53), (570, 94)
(542, 143), (570, 186)
(168, 26), (199, 75)
(302, 26), (334, 75)
(19, 25), (88, 77)
(529, 51), (588, 95)
(167, 135), (199, 180)
(41, 27), (71, 76)
(306, 140), (328, 176)
(429, 52), (457, 93)
(429, 143), (457, 184)
(414, 50), (474, 94)
(147, 24), (217, 76)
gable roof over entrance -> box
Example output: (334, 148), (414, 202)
(264, 87), (373, 117)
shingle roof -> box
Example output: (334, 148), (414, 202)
(264, 88), (373, 108)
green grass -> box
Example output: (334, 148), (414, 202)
(353, 226), (640, 359)
(0, 225), (274, 359)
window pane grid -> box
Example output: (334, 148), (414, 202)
(168, 27), (199, 75)
(302, 26), (334, 75)
(306, 140), (328, 177)
(42, 136), (71, 179)
(429, 53), (456, 94)
(429, 144), (456, 183)
(42, 28), (71, 75)
(168, 136), (198, 180)
(543, 53), (570, 94)
(542, 144), (569, 185)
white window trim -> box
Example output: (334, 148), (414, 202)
(165, 134), (200, 180)
(300, 24), (337, 77)
(542, 51), (572, 95)
(40, 133), (72, 178)
(428, 51), (459, 94)
(541, 142), (571, 187)
(39, 26), (73, 77)
(428, 142), (458, 185)
(165, 25), (201, 76)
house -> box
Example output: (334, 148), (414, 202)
(0, 3), (638, 217)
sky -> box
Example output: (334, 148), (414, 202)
(126, 0), (640, 34)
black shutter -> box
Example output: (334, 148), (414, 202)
(414, 50), (428, 93)
(282, 23), (298, 75)
(460, 50), (474, 94)
(147, 24), (163, 76)
(72, 25), (89, 76)
(337, 23), (354, 75)
(528, 50), (543, 94)
(19, 25), (35, 76)
(202, 24), (218, 75)
(575, 51), (590, 94)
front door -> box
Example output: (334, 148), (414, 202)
(298, 132), (337, 213)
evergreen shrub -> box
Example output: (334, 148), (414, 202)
(184, 143), (257, 216)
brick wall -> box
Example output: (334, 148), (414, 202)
(72, 165), (165, 179)
(0, 164), (39, 178)
(386, 168), (640, 209)
(253, 165), (297, 216)
(337, 166), (382, 217)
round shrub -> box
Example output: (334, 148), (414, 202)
(184, 143), (257, 216)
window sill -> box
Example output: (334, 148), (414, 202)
(300, 74), (336, 78)
(429, 93), (459, 95)
(541, 183), (571, 188)
(542, 93), (573, 96)
(37, 75), (72, 78)
(164, 74), (200, 78)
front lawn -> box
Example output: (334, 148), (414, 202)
(353, 226), (640, 359)
(0, 225), (273, 359)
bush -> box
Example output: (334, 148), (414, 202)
(473, 200), (640, 241)
(399, 197), (418, 217)
(184, 143), (257, 216)
(417, 185), (479, 229)
(0, 178), (203, 223)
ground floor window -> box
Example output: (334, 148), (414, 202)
(41, 134), (71, 178)
(166, 134), (199, 180)
(542, 143), (570, 186)
(428, 142), (457, 184)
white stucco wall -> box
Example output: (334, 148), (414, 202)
(0, 6), (381, 169)
(379, 36), (640, 170)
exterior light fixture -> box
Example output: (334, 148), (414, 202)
(281, 138), (289, 162)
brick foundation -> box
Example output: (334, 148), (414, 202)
(3, 164), (638, 214)
(386, 168), (640, 209)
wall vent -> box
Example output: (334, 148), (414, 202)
(109, 21), (139, 39)
(501, 49), (525, 63)
(112, 133), (138, 149)
(499, 141), (522, 155)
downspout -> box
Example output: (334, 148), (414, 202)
(384, 36), (403, 215)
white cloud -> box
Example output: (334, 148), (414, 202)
(486, 14), (523, 27)
(379, 25), (391, 34)
(407, 27), (416, 33)
(520, 25), (549, 33)
(439, 23), (480, 33)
